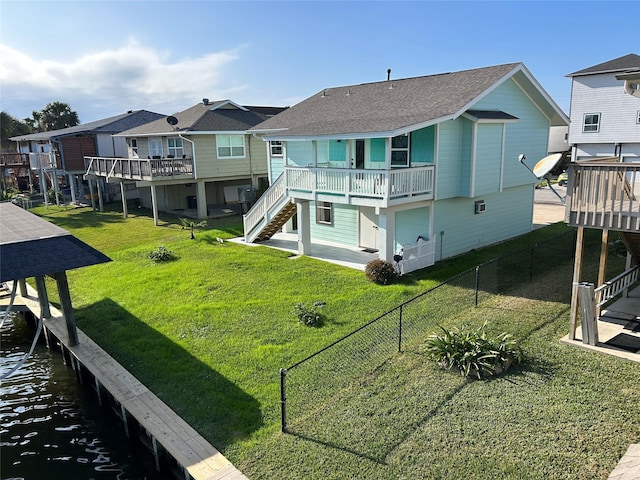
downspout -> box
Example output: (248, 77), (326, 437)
(179, 134), (196, 178)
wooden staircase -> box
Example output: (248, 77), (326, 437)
(252, 202), (296, 241)
(620, 232), (640, 264)
(243, 173), (296, 243)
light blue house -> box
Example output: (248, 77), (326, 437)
(246, 63), (568, 273)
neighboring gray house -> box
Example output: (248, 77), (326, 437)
(567, 53), (640, 162)
(10, 110), (164, 203)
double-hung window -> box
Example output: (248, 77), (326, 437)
(168, 137), (183, 158)
(391, 134), (410, 167)
(129, 138), (138, 158)
(217, 135), (245, 158)
(583, 113), (600, 132)
(270, 140), (283, 157)
(316, 201), (333, 225)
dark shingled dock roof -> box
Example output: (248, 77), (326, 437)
(0, 203), (111, 282)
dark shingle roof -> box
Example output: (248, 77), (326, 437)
(118, 101), (288, 136)
(249, 62), (566, 138)
(0, 203), (111, 282)
(567, 54), (640, 77)
(10, 110), (165, 142)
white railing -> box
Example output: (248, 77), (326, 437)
(84, 156), (194, 181)
(243, 173), (287, 241)
(566, 160), (640, 233)
(285, 165), (435, 204)
(398, 237), (437, 275)
(594, 265), (640, 308)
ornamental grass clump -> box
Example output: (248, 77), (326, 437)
(148, 246), (177, 263)
(365, 259), (397, 285)
(424, 322), (523, 379)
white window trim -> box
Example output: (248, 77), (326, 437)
(270, 140), (283, 157)
(391, 133), (410, 167)
(167, 137), (184, 158)
(216, 134), (246, 159)
(636, 110), (640, 124)
(583, 113), (601, 133)
(316, 201), (333, 225)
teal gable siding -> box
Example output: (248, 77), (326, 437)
(433, 184), (533, 260)
(473, 78), (549, 188)
(395, 206), (431, 252)
(411, 126), (435, 164)
(474, 123), (503, 196)
(310, 202), (358, 246)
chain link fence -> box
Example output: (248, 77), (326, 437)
(280, 229), (595, 433)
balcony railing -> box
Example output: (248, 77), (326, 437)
(565, 159), (640, 233)
(0, 152), (58, 169)
(285, 165), (435, 206)
(84, 156), (194, 181)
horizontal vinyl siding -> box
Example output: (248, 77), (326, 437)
(473, 123), (503, 196)
(473, 78), (548, 189)
(436, 119), (465, 199)
(310, 202), (358, 247)
(569, 74), (640, 145)
(433, 184), (533, 260)
(194, 134), (265, 179)
(286, 141), (313, 167)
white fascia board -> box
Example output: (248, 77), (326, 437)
(209, 100), (248, 111)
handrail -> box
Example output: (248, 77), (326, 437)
(243, 173), (286, 239)
(594, 265), (640, 307)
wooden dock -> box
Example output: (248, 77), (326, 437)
(3, 282), (248, 480)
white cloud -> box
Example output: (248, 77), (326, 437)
(0, 40), (247, 118)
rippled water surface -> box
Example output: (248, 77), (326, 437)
(1, 314), (162, 479)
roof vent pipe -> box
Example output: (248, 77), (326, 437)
(203, 98), (209, 105)
(387, 68), (391, 81)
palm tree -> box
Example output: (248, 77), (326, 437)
(179, 218), (207, 239)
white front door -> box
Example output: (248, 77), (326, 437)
(359, 206), (378, 251)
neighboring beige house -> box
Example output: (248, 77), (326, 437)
(84, 99), (286, 223)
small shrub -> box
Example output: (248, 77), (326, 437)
(365, 259), (397, 285)
(148, 246), (176, 263)
(293, 301), (326, 327)
(424, 323), (523, 379)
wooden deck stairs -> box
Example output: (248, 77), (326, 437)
(243, 173), (297, 243)
(620, 232), (640, 264)
(252, 201), (296, 241)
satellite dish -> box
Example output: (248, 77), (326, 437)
(166, 116), (178, 126)
(624, 80), (640, 98)
(532, 153), (563, 179)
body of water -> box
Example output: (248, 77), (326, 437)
(1, 313), (162, 480)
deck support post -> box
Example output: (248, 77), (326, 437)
(577, 282), (598, 345)
(569, 227), (585, 340)
(34, 275), (51, 319)
(296, 200), (311, 255)
(596, 229), (609, 318)
(150, 184), (159, 226)
(96, 180), (104, 212)
(53, 271), (78, 347)
(88, 178), (96, 210)
(196, 180), (207, 219)
(120, 181), (128, 219)
(18, 278), (27, 297)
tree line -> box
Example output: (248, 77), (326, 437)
(1, 102), (80, 151)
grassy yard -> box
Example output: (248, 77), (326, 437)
(30, 204), (638, 479)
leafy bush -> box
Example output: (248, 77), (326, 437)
(424, 323), (523, 379)
(148, 246), (176, 263)
(293, 301), (326, 327)
(365, 259), (397, 285)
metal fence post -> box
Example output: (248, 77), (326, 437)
(280, 368), (287, 433)
(398, 304), (403, 353)
(474, 266), (480, 306)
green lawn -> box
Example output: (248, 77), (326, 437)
(31, 204), (638, 479)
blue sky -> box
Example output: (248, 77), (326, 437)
(1, 0), (639, 123)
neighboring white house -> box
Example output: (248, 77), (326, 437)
(566, 53), (640, 162)
(246, 63), (569, 273)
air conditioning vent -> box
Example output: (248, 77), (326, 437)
(475, 200), (486, 214)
